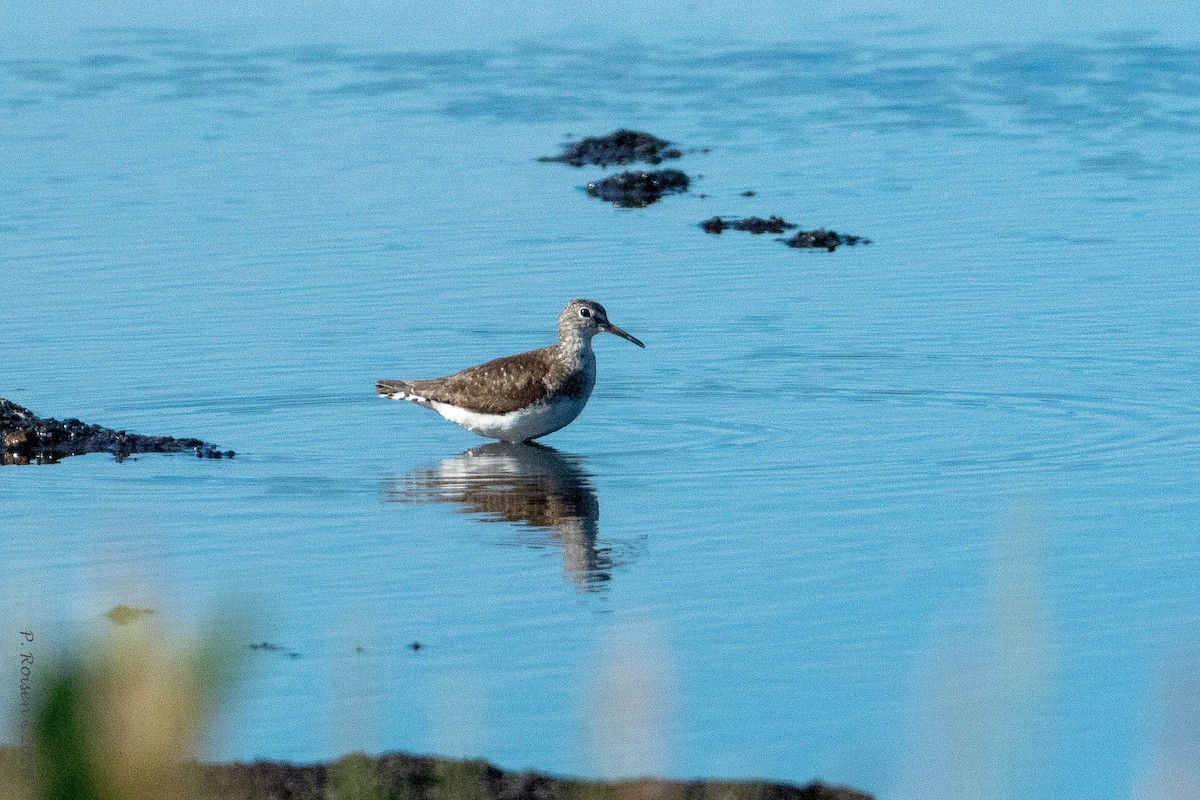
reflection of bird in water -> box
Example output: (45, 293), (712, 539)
(386, 443), (633, 592)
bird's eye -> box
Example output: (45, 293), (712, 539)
(579, 307), (592, 318)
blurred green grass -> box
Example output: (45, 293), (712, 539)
(1, 616), (869, 800)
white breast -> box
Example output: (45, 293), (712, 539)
(413, 346), (598, 442)
(431, 393), (591, 442)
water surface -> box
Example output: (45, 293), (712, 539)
(3, 23), (1200, 800)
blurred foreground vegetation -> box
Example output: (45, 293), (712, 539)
(1, 623), (868, 800)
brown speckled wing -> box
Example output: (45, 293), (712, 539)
(393, 346), (566, 415)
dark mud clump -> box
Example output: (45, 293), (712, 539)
(1, 397), (235, 465)
(197, 752), (874, 800)
(540, 129), (683, 167)
(703, 217), (870, 250)
(702, 215), (798, 235)
(586, 169), (690, 208)
(785, 228), (871, 251)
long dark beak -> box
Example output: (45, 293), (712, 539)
(603, 322), (645, 348)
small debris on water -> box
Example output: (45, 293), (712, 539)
(247, 641), (303, 658)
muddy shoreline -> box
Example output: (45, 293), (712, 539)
(203, 753), (872, 800)
(0, 748), (870, 800)
(0, 397), (234, 464)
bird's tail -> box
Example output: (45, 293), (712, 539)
(376, 379), (434, 408)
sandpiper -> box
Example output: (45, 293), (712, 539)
(377, 299), (644, 442)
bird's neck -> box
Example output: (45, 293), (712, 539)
(556, 329), (596, 371)
(558, 328), (594, 356)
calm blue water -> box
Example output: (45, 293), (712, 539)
(3, 10), (1200, 800)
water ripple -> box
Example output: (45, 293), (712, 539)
(4, 34), (1200, 179)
